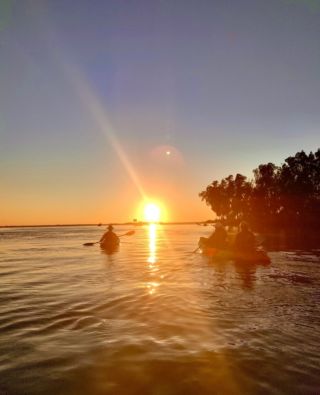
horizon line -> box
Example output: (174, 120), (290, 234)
(0, 221), (216, 228)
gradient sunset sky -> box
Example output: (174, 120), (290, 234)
(1, 0), (319, 225)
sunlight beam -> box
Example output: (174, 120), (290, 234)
(58, 59), (146, 200)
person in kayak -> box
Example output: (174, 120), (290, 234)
(100, 225), (119, 247)
(234, 222), (256, 252)
(206, 222), (228, 249)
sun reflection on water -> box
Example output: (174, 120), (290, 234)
(147, 224), (159, 294)
(148, 223), (157, 265)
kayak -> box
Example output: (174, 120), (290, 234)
(198, 237), (270, 265)
(100, 237), (120, 253)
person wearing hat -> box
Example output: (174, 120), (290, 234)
(99, 224), (119, 247)
(234, 222), (256, 252)
(207, 222), (228, 249)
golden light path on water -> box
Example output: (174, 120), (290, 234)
(148, 224), (157, 265)
(147, 223), (159, 295)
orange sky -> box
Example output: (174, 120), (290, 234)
(1, 179), (214, 226)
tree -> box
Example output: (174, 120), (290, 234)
(278, 150), (320, 228)
(250, 163), (280, 230)
(199, 174), (252, 225)
(199, 149), (320, 232)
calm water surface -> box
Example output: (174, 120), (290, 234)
(0, 225), (319, 395)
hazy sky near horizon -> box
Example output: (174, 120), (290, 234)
(1, 0), (320, 225)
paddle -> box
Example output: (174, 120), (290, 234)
(191, 236), (207, 253)
(83, 230), (135, 246)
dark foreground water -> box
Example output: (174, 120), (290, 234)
(0, 225), (319, 395)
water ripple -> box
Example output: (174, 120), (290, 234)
(0, 225), (319, 394)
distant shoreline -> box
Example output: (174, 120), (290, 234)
(0, 222), (211, 229)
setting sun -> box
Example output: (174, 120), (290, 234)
(144, 203), (161, 223)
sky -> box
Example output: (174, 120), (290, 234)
(1, 0), (319, 225)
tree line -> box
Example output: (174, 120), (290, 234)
(199, 149), (320, 232)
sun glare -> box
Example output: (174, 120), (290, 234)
(144, 203), (161, 223)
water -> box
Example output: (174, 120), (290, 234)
(0, 225), (319, 395)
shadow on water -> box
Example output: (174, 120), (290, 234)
(100, 246), (119, 257)
(234, 264), (257, 290)
(263, 229), (320, 251)
(207, 258), (258, 290)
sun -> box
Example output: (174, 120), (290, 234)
(144, 203), (161, 223)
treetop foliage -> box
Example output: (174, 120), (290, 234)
(199, 149), (320, 231)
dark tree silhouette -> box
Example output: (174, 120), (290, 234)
(278, 150), (320, 229)
(200, 149), (320, 232)
(199, 174), (253, 225)
(250, 163), (280, 230)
